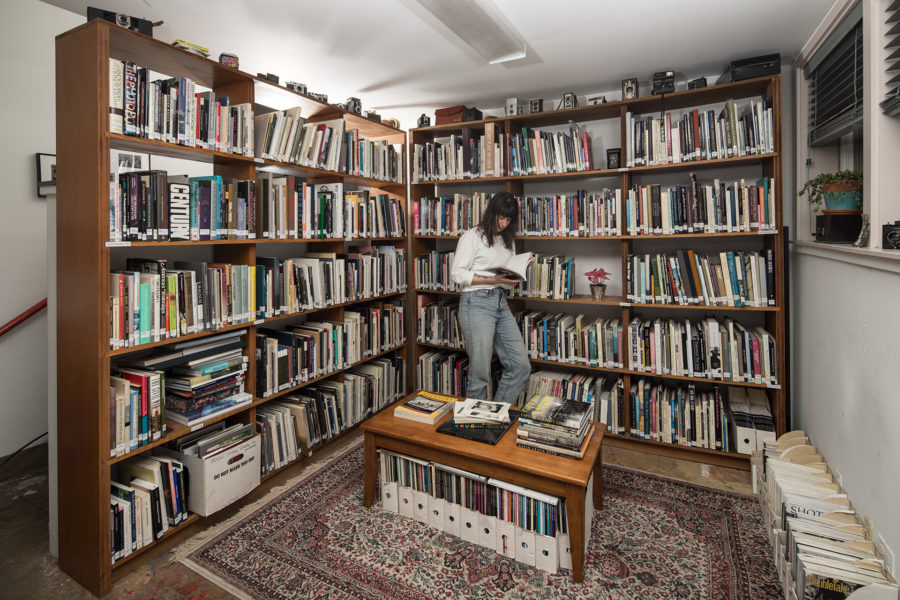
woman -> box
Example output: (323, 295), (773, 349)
(451, 192), (531, 405)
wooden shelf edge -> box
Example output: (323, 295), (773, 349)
(604, 433), (751, 471)
(113, 236), (408, 248)
(413, 230), (779, 240)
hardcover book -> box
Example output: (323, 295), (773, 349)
(393, 391), (454, 424)
(519, 394), (592, 432)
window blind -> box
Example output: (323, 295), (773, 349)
(807, 20), (863, 145)
(882, 0), (900, 116)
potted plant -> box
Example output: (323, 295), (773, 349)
(585, 268), (612, 300)
(798, 170), (863, 212)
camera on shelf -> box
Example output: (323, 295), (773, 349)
(417, 114), (431, 127)
(285, 81), (307, 94)
(308, 92), (328, 103)
(883, 221), (900, 249)
(346, 97), (362, 115)
(651, 71), (675, 95)
(257, 73), (279, 85)
(87, 6), (154, 37)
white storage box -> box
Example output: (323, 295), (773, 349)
(158, 435), (260, 517)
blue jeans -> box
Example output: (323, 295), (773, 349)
(457, 288), (531, 405)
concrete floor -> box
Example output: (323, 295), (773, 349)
(0, 432), (751, 599)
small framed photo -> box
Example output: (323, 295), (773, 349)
(505, 97), (518, 116)
(587, 95), (607, 105)
(606, 148), (621, 170)
(529, 98), (543, 113)
(35, 152), (56, 198)
(110, 150), (150, 175)
(622, 77), (639, 100)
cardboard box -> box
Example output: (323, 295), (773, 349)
(158, 436), (260, 516)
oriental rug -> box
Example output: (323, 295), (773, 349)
(182, 442), (780, 599)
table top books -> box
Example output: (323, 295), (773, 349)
(393, 391), (455, 424)
(516, 394), (595, 459)
(452, 398), (512, 425)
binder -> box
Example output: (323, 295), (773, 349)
(514, 527), (536, 566)
(496, 520), (516, 559)
(397, 486), (414, 517)
(558, 532), (573, 569)
(535, 533), (560, 573)
(412, 490), (430, 524)
(477, 513), (497, 550)
(428, 497), (446, 531)
(460, 507), (479, 544)
(381, 481), (399, 513)
(444, 502), (461, 538)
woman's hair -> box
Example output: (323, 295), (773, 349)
(476, 191), (519, 249)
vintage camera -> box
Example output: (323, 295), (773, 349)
(688, 77), (708, 90)
(417, 114), (431, 127)
(652, 71), (675, 95)
(622, 77), (638, 100)
(363, 110), (381, 123)
(308, 92), (328, 103)
(883, 221), (900, 249)
(346, 97), (362, 115)
(562, 92), (578, 109)
(587, 96), (607, 105)
(285, 81), (307, 94)
(257, 73), (280, 85)
(529, 98), (543, 113)
(87, 6), (154, 37)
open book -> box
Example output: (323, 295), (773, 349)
(485, 252), (534, 282)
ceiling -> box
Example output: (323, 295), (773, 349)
(41, 0), (835, 128)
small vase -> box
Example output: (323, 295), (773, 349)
(590, 284), (606, 301)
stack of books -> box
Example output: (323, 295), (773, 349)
(516, 395), (595, 459)
(394, 391), (455, 424)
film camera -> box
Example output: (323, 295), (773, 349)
(417, 114), (431, 128)
(652, 71), (675, 95)
(285, 82), (307, 94)
(87, 6), (154, 37)
(346, 97), (362, 115)
(883, 221), (900, 249)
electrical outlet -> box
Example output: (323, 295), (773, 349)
(875, 533), (895, 578)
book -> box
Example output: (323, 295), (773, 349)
(436, 409), (519, 445)
(519, 394), (592, 432)
(484, 252), (534, 282)
(452, 398), (511, 424)
(393, 392), (454, 424)
(516, 423), (595, 459)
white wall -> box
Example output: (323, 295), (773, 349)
(0, 0), (81, 459)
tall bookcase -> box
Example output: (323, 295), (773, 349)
(410, 75), (786, 470)
(55, 20), (408, 596)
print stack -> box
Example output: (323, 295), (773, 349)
(517, 395), (596, 459)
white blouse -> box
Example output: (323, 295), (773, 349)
(451, 228), (514, 292)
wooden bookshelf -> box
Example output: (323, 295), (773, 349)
(56, 20), (409, 596)
(409, 75), (787, 471)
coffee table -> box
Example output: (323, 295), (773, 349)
(362, 392), (604, 582)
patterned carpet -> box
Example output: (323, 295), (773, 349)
(183, 442), (781, 599)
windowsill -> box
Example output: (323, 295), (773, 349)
(791, 240), (900, 275)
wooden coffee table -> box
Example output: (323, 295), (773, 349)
(362, 392), (604, 582)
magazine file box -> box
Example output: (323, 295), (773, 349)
(157, 436), (260, 517)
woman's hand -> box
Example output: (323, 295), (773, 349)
(473, 274), (519, 286)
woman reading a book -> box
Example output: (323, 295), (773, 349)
(451, 192), (531, 406)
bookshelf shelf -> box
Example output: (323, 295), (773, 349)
(410, 74), (786, 470)
(56, 19), (410, 597)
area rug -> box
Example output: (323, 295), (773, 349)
(182, 442), (781, 599)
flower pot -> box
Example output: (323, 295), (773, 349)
(822, 181), (862, 211)
(590, 284), (606, 300)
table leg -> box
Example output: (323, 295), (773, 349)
(565, 484), (586, 582)
(593, 452), (603, 510)
(363, 433), (377, 507)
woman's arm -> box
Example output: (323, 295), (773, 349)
(451, 230), (518, 287)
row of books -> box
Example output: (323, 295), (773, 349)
(417, 350), (472, 399)
(110, 453), (188, 562)
(110, 249), (406, 349)
(629, 317), (778, 385)
(625, 175), (778, 235)
(625, 97), (774, 168)
(109, 172), (406, 243)
(110, 259), (254, 349)
(411, 121), (593, 182)
(414, 251), (458, 292)
(255, 301), (406, 397)
(626, 249), (775, 307)
(758, 432), (897, 599)
(509, 254), (576, 300)
(109, 59), (253, 156)
(518, 313), (623, 369)
(628, 379), (736, 451)
(417, 300), (463, 349)
(254, 110), (403, 182)
(379, 450), (580, 572)
(517, 394), (596, 459)
(257, 358), (405, 472)
(109, 368), (165, 456)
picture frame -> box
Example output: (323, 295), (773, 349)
(622, 77), (638, 100)
(35, 152), (56, 198)
(606, 148), (621, 170)
(110, 149), (150, 175)
(529, 98), (543, 114)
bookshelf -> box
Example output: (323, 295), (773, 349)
(55, 20), (408, 596)
(410, 75), (786, 471)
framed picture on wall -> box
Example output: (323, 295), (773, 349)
(35, 152), (56, 198)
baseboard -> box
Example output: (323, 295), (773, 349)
(0, 442), (48, 481)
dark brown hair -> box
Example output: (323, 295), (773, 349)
(477, 192), (519, 249)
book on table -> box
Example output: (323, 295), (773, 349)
(484, 252), (534, 282)
(436, 409), (519, 445)
(452, 398), (512, 424)
(393, 391), (455, 424)
(519, 394), (592, 432)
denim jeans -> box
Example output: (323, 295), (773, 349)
(457, 288), (531, 405)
